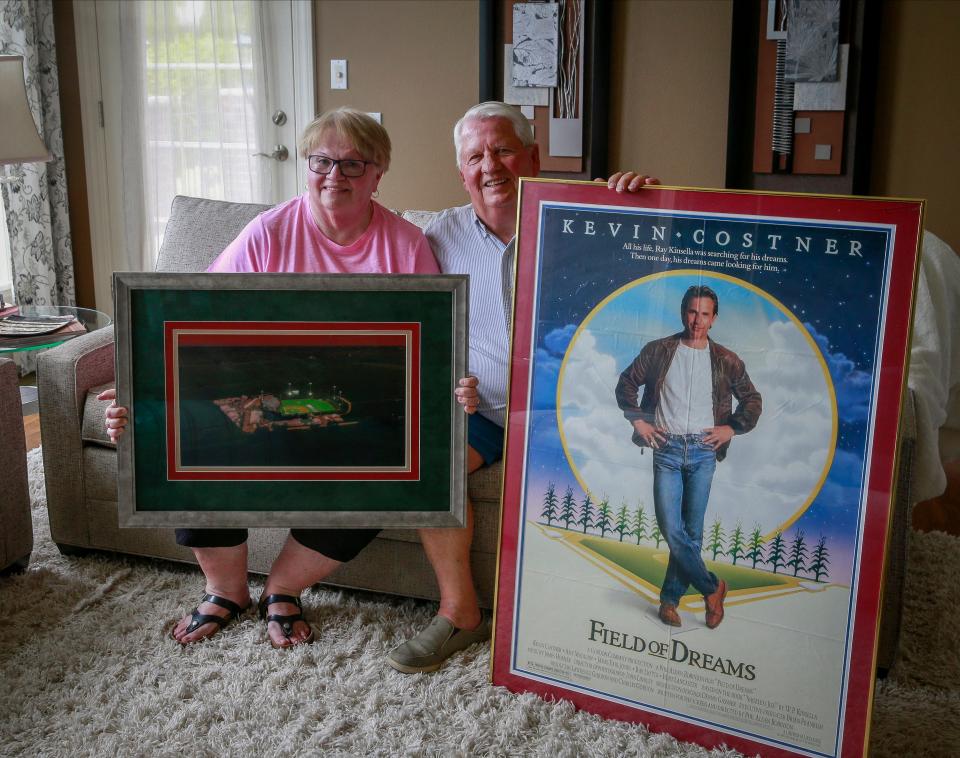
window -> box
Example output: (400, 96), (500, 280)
(140, 1), (269, 254)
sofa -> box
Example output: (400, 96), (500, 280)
(1, 357), (32, 574)
(36, 194), (914, 672)
(36, 195), (503, 607)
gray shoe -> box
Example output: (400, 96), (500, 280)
(386, 615), (491, 674)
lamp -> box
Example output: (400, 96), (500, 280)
(0, 55), (52, 412)
(0, 54), (50, 304)
(0, 55), (51, 172)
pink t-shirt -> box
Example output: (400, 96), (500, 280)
(207, 195), (439, 275)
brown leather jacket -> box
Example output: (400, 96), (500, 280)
(614, 332), (762, 461)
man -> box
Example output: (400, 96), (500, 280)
(386, 101), (657, 673)
(614, 285), (761, 630)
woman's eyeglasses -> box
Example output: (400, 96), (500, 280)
(307, 155), (375, 177)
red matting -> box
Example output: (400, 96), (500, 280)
(163, 321), (420, 481)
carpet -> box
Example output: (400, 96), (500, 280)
(1, 449), (958, 757)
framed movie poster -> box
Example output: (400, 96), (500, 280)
(114, 272), (468, 529)
(492, 179), (923, 757)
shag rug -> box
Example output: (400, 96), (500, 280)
(2, 449), (959, 757)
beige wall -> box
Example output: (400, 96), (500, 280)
(313, 0), (479, 212)
(608, 0), (733, 188)
(870, 0), (960, 253)
(312, 0), (735, 204)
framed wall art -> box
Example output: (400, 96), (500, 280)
(725, 0), (881, 195)
(479, 0), (609, 180)
(491, 179), (923, 756)
(114, 272), (468, 529)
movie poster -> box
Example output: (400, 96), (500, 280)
(492, 181), (923, 757)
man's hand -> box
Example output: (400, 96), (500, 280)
(455, 375), (480, 415)
(98, 387), (129, 442)
(702, 425), (735, 449)
(632, 418), (667, 449)
(594, 172), (661, 193)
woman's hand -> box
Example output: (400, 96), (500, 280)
(595, 172), (661, 193)
(455, 375), (480, 415)
(98, 387), (129, 442)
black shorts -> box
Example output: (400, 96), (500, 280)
(174, 527), (380, 563)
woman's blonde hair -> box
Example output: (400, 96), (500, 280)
(298, 107), (391, 171)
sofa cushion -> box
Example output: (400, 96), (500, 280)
(400, 209), (439, 230)
(155, 195), (271, 273)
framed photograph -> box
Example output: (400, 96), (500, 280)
(491, 179), (924, 757)
(114, 272), (468, 529)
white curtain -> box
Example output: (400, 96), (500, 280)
(117, 0), (275, 271)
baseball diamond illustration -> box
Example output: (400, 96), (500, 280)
(536, 481), (836, 608)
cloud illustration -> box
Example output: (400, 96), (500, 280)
(807, 325), (872, 423)
(544, 324), (577, 355)
(531, 325), (580, 409)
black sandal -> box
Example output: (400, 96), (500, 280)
(258, 593), (316, 649)
(173, 593), (250, 644)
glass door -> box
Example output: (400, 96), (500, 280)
(75, 0), (314, 314)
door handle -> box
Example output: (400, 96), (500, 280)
(252, 145), (289, 162)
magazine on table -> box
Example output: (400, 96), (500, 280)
(0, 314), (87, 348)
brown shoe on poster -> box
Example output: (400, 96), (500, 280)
(658, 603), (681, 627)
(704, 579), (727, 629)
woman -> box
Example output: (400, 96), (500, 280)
(102, 108), (478, 648)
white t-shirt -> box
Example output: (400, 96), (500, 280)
(655, 343), (714, 434)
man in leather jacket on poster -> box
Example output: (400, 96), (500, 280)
(615, 285), (762, 629)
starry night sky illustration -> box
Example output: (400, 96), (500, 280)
(520, 203), (892, 572)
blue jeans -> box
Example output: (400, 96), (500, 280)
(653, 433), (721, 606)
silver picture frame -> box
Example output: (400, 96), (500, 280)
(114, 272), (468, 529)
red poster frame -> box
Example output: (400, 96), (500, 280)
(492, 180), (924, 757)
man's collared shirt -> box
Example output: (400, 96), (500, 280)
(425, 204), (514, 427)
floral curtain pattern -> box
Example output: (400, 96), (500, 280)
(1, 0), (73, 374)
(1, 0), (74, 310)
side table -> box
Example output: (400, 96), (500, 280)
(0, 305), (112, 414)
(0, 355), (32, 573)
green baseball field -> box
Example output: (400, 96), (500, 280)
(538, 526), (808, 605)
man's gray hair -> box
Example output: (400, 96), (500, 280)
(453, 101), (535, 166)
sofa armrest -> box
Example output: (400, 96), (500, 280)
(37, 326), (116, 546)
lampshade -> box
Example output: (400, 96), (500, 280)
(0, 55), (51, 165)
